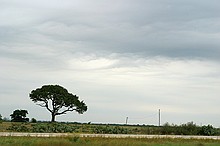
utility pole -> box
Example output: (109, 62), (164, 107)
(126, 117), (128, 125)
(158, 109), (161, 127)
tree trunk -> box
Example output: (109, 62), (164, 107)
(51, 113), (56, 122)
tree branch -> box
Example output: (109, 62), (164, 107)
(56, 107), (77, 115)
(37, 103), (46, 107)
(45, 102), (53, 113)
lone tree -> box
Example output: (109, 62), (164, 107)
(29, 85), (87, 122)
(10, 109), (29, 122)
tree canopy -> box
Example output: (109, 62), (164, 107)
(10, 109), (29, 122)
(29, 85), (87, 122)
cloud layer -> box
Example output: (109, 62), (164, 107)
(1, 0), (220, 126)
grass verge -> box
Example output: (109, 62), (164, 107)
(0, 136), (220, 146)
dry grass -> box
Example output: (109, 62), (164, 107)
(0, 136), (220, 146)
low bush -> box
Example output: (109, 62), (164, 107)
(160, 122), (219, 136)
(32, 123), (78, 133)
(199, 125), (218, 136)
(31, 118), (37, 123)
(92, 125), (131, 134)
(7, 123), (30, 132)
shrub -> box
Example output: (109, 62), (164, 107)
(199, 125), (216, 136)
(32, 123), (78, 133)
(161, 122), (177, 135)
(31, 118), (37, 123)
(10, 109), (29, 122)
(92, 125), (131, 134)
(160, 122), (219, 136)
(7, 123), (30, 132)
(177, 122), (199, 135)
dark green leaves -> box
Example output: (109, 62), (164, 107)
(10, 109), (29, 122)
(29, 85), (87, 122)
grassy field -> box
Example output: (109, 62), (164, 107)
(1, 121), (220, 136)
(0, 122), (160, 134)
(1, 121), (220, 146)
(0, 136), (220, 146)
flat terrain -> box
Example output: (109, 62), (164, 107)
(1, 121), (220, 146)
(1, 121), (220, 136)
(1, 136), (220, 146)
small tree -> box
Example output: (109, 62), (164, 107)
(31, 118), (37, 123)
(10, 110), (29, 122)
(200, 125), (216, 136)
(29, 85), (87, 122)
(0, 114), (2, 122)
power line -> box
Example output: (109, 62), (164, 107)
(128, 114), (157, 120)
(125, 112), (158, 125)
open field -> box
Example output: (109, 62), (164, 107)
(1, 121), (220, 136)
(1, 121), (220, 146)
(0, 121), (162, 134)
(1, 136), (220, 146)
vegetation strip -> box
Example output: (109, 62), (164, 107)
(1, 136), (220, 146)
(0, 132), (220, 139)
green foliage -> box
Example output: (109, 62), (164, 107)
(1, 121), (220, 136)
(161, 122), (175, 135)
(0, 114), (2, 121)
(32, 123), (78, 133)
(177, 122), (199, 135)
(7, 123), (30, 132)
(31, 118), (37, 123)
(10, 109), (29, 122)
(68, 135), (80, 142)
(29, 85), (87, 122)
(161, 122), (218, 136)
(1, 136), (220, 146)
(199, 125), (216, 136)
(6, 122), (79, 133)
(92, 125), (131, 134)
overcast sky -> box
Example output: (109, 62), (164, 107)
(1, 0), (220, 126)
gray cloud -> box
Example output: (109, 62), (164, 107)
(1, 0), (220, 59)
(1, 0), (220, 126)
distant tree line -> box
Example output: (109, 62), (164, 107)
(2, 119), (220, 136)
